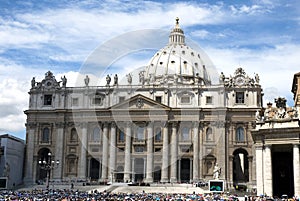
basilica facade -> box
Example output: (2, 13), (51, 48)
(24, 19), (263, 190)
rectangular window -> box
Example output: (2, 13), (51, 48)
(206, 96), (213, 104)
(92, 97), (102, 105)
(72, 98), (79, 106)
(44, 95), (52, 105)
(155, 148), (161, 152)
(236, 92), (245, 104)
(181, 96), (190, 104)
(119, 96), (125, 103)
(155, 96), (162, 103)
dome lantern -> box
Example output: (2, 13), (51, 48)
(169, 17), (185, 45)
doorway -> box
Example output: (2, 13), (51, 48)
(272, 151), (294, 197)
(134, 158), (145, 182)
(180, 159), (190, 182)
(90, 158), (100, 180)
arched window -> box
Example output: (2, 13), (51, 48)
(118, 128), (125, 142)
(137, 127), (145, 141)
(155, 128), (162, 142)
(206, 127), (213, 141)
(91, 127), (101, 142)
(236, 127), (245, 142)
(42, 127), (50, 143)
(70, 128), (78, 142)
(182, 127), (190, 141)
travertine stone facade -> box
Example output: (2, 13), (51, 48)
(24, 19), (262, 191)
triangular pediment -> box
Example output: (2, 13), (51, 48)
(109, 94), (171, 111)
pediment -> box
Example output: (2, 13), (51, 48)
(109, 94), (170, 111)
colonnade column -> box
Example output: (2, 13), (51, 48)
(293, 144), (300, 196)
(255, 146), (263, 196)
(78, 123), (88, 179)
(161, 124), (169, 183)
(192, 122), (199, 181)
(101, 122), (109, 181)
(170, 122), (178, 183)
(264, 145), (272, 196)
(124, 123), (132, 182)
(109, 122), (117, 182)
(145, 122), (154, 183)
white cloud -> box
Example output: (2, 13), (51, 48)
(205, 42), (300, 106)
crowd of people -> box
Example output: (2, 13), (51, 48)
(0, 188), (298, 201)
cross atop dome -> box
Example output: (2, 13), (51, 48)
(169, 17), (185, 45)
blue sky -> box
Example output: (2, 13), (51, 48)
(0, 0), (300, 139)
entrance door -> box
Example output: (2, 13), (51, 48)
(90, 158), (100, 180)
(272, 151), (294, 197)
(180, 159), (190, 182)
(134, 158), (144, 182)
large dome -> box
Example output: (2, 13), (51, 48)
(143, 18), (211, 86)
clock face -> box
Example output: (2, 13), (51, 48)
(45, 80), (52, 88)
(236, 76), (244, 86)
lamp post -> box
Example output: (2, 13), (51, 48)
(38, 152), (59, 190)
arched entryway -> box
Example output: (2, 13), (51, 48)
(37, 148), (51, 183)
(89, 158), (100, 181)
(233, 149), (249, 184)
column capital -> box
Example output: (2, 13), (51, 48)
(111, 122), (116, 128)
(147, 122), (154, 127)
(193, 121), (199, 128)
(172, 121), (178, 128)
(103, 122), (109, 128)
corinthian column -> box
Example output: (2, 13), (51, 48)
(264, 145), (272, 196)
(161, 124), (169, 183)
(193, 122), (199, 181)
(170, 122), (178, 183)
(78, 123), (88, 179)
(101, 122), (109, 181)
(109, 122), (117, 182)
(124, 123), (132, 182)
(145, 122), (154, 183)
